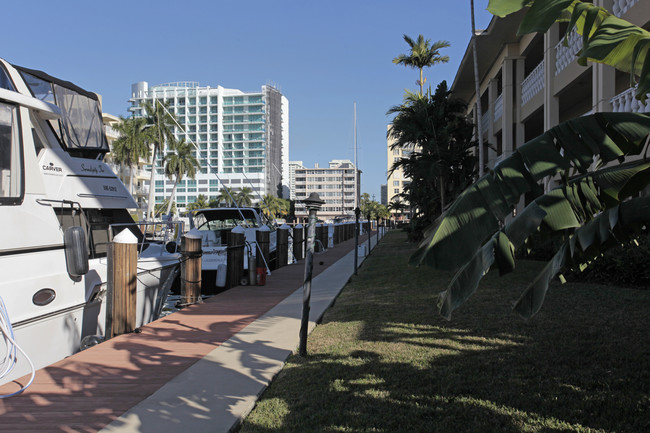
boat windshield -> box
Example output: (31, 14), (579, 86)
(192, 209), (260, 231)
(17, 67), (109, 157)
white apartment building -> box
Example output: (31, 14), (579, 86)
(128, 81), (289, 212)
(293, 160), (360, 222)
(451, 0), (649, 175)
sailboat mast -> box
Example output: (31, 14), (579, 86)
(354, 101), (358, 211)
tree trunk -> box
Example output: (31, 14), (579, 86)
(128, 163), (135, 197)
(439, 175), (446, 214)
(471, 0), (485, 177)
(146, 145), (158, 220)
(165, 175), (179, 216)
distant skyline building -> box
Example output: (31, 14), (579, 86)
(293, 159), (359, 222)
(128, 81), (288, 212)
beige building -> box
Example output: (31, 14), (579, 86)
(451, 0), (649, 178)
(386, 125), (413, 220)
(293, 159), (359, 222)
(102, 113), (151, 214)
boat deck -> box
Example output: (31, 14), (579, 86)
(0, 233), (375, 433)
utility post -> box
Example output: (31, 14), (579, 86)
(299, 192), (325, 357)
(354, 206), (360, 275)
(367, 212), (372, 255)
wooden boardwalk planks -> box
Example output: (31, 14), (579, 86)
(0, 234), (367, 433)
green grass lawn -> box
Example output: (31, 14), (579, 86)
(240, 230), (650, 433)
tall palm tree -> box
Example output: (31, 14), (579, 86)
(142, 100), (177, 220)
(111, 116), (150, 196)
(393, 34), (451, 95)
(163, 138), (200, 216)
(217, 187), (236, 207)
(236, 187), (254, 207)
(471, 0), (485, 177)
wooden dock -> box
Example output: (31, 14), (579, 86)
(0, 233), (374, 433)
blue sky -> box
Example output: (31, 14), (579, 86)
(4, 0), (493, 201)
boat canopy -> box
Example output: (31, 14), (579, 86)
(14, 65), (109, 157)
(191, 208), (262, 231)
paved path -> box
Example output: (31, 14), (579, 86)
(0, 232), (381, 433)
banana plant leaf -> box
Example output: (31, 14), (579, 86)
(437, 158), (650, 320)
(513, 194), (650, 318)
(487, 0), (650, 101)
(413, 112), (650, 271)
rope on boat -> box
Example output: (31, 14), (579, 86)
(0, 296), (35, 398)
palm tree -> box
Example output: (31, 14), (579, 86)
(111, 116), (150, 196)
(471, 0), (486, 176)
(217, 187), (236, 207)
(236, 187), (254, 207)
(187, 194), (209, 210)
(393, 34), (450, 96)
(163, 138), (200, 216)
(261, 194), (282, 220)
(142, 100), (177, 220)
(388, 81), (476, 222)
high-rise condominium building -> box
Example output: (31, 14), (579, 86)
(128, 81), (289, 212)
(293, 160), (360, 223)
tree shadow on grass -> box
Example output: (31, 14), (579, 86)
(241, 242), (650, 433)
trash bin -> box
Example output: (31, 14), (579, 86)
(256, 267), (266, 286)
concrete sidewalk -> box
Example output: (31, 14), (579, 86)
(99, 233), (379, 433)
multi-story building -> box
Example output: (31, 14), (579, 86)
(128, 81), (289, 212)
(288, 160), (304, 201)
(293, 160), (360, 222)
(451, 0), (649, 178)
(102, 113), (150, 215)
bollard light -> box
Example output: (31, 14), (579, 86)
(354, 207), (360, 275)
(299, 192), (324, 356)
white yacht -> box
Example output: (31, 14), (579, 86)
(0, 58), (180, 388)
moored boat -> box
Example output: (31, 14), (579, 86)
(0, 58), (180, 389)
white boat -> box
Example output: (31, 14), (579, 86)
(0, 58), (181, 388)
(187, 207), (276, 287)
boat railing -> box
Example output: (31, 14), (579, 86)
(109, 220), (185, 256)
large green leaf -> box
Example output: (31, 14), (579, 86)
(436, 158), (650, 319)
(487, 0), (650, 101)
(413, 112), (650, 271)
(513, 195), (650, 318)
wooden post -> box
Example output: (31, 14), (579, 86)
(181, 229), (202, 305)
(277, 224), (289, 268)
(106, 229), (138, 339)
(227, 226), (245, 288)
(256, 225), (271, 271)
(293, 224), (304, 261)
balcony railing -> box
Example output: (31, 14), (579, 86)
(555, 29), (582, 75)
(521, 60), (545, 105)
(494, 93), (503, 122)
(480, 111), (489, 136)
(610, 87), (650, 113)
(613, 0), (639, 16)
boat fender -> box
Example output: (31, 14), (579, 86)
(64, 226), (89, 279)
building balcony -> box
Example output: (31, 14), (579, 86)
(555, 29), (582, 76)
(494, 93), (503, 122)
(613, 0), (639, 17)
(610, 87), (650, 113)
(522, 60), (545, 105)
